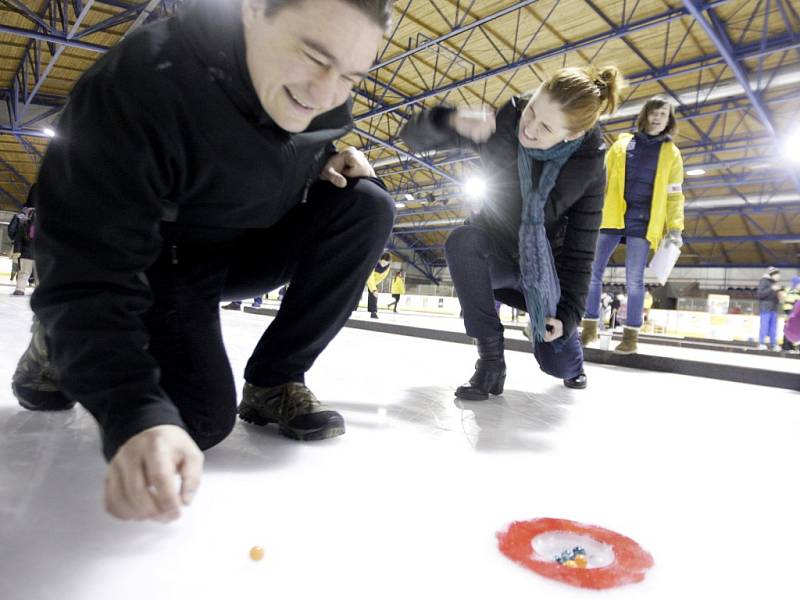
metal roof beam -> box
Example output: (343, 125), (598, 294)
(681, 0), (800, 193)
(370, 0), (540, 73)
(355, 0), (731, 121)
(0, 22), (106, 53)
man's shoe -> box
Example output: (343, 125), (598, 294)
(222, 302), (242, 311)
(238, 382), (345, 441)
(12, 319), (74, 411)
(370, 312), (379, 319)
(11, 290), (25, 296)
(563, 371), (587, 389)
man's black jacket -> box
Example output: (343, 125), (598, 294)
(31, 0), (357, 458)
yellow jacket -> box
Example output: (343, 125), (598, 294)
(601, 133), (685, 250)
(391, 276), (406, 295)
(366, 268), (390, 293)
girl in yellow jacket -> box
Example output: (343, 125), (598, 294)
(366, 253), (392, 318)
(581, 96), (685, 354)
(388, 270), (406, 313)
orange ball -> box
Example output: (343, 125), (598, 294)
(574, 555), (588, 568)
(249, 546), (265, 561)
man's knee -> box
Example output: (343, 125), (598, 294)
(342, 179), (396, 239)
(189, 406), (237, 451)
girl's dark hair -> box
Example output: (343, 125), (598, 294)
(263, 0), (393, 29)
(636, 96), (678, 136)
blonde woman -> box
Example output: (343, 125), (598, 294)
(402, 65), (623, 395)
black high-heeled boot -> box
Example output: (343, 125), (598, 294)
(455, 335), (506, 400)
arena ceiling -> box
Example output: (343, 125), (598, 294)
(1, 0), (799, 282)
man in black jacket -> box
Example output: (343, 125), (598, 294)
(11, 0), (395, 522)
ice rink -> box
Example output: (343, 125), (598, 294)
(2, 291), (799, 599)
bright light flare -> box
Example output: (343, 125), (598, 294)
(463, 176), (487, 198)
(783, 130), (800, 165)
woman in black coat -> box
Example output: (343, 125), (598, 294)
(401, 65), (623, 396)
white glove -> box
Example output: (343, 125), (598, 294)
(666, 230), (683, 248)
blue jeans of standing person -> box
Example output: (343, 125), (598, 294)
(759, 311), (778, 345)
(585, 233), (650, 328)
(445, 225), (584, 380)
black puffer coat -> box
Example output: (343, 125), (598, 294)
(401, 96), (607, 337)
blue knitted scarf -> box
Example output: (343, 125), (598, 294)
(517, 137), (584, 342)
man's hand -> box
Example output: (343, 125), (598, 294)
(320, 147), (376, 188)
(105, 425), (203, 522)
(449, 108), (496, 143)
(543, 317), (564, 342)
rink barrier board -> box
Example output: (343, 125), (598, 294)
(243, 307), (799, 392)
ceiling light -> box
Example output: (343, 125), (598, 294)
(394, 202), (406, 209)
(463, 176), (487, 198)
(403, 193), (414, 203)
(43, 128), (55, 138)
(685, 168), (706, 176)
(783, 130), (800, 164)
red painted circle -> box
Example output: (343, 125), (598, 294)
(497, 517), (654, 589)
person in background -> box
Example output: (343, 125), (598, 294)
(757, 267), (784, 351)
(780, 276), (800, 352)
(643, 287), (654, 323)
(600, 290), (613, 328)
(366, 252), (392, 318)
(581, 96), (685, 354)
(387, 270), (405, 313)
(609, 292), (622, 330)
(221, 296), (263, 311)
(402, 64), (624, 395)
(782, 288), (800, 352)
(8, 204), (36, 296)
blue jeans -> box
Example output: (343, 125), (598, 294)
(585, 233), (650, 328)
(759, 311), (778, 345)
(445, 225), (584, 380)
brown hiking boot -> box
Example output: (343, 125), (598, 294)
(12, 318), (75, 411)
(614, 326), (639, 354)
(580, 318), (599, 347)
(238, 382), (345, 441)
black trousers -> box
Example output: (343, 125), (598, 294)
(143, 179), (395, 450)
(367, 290), (379, 314)
(445, 225), (584, 380)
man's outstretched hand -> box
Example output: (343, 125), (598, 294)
(105, 425), (203, 522)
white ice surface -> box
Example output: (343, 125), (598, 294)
(1, 292), (799, 600)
